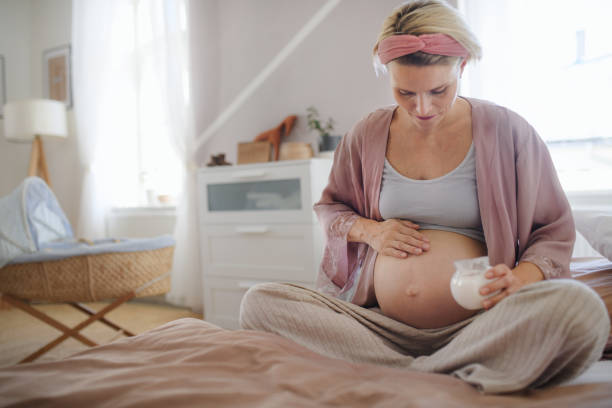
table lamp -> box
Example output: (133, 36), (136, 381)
(3, 99), (68, 188)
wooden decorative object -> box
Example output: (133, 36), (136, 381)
(237, 142), (271, 164)
(206, 153), (232, 167)
(279, 142), (314, 161)
(253, 115), (297, 161)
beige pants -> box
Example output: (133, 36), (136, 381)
(239, 279), (609, 394)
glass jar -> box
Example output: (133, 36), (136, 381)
(450, 256), (501, 310)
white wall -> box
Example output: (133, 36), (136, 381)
(0, 0), (33, 198)
(0, 0), (31, 101)
(0, 0), (449, 229)
(0, 0), (79, 228)
(190, 0), (400, 165)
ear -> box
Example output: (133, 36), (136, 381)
(459, 58), (467, 76)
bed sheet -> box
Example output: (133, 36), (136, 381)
(1, 318), (611, 408)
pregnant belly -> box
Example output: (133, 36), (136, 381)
(373, 229), (488, 329)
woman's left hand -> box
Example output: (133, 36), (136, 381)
(478, 263), (542, 310)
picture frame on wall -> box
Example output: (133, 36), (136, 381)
(0, 55), (6, 118)
(43, 44), (72, 108)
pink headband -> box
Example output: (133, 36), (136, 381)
(377, 33), (469, 64)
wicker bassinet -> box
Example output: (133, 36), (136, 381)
(0, 177), (173, 303)
(0, 245), (173, 303)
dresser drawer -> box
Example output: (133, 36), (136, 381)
(198, 159), (331, 224)
(200, 224), (322, 283)
(203, 276), (314, 330)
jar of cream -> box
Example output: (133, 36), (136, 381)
(450, 256), (501, 310)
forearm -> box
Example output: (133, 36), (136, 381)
(515, 128), (575, 279)
(347, 216), (377, 244)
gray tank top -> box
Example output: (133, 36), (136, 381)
(379, 142), (485, 242)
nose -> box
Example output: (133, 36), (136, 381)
(415, 94), (432, 116)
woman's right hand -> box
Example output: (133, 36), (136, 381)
(348, 217), (430, 258)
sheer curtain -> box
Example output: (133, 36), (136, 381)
(73, 0), (201, 311)
(150, 0), (202, 312)
(72, 0), (140, 239)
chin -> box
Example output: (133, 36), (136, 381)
(413, 114), (443, 127)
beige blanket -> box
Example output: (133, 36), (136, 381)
(0, 318), (610, 408)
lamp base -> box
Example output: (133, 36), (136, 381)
(28, 135), (52, 187)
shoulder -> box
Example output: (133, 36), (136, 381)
(345, 105), (395, 145)
(467, 97), (530, 128)
(466, 98), (531, 128)
(467, 97), (541, 146)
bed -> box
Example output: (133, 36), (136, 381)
(0, 317), (611, 408)
(0, 257), (611, 408)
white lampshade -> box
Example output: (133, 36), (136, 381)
(3, 99), (68, 143)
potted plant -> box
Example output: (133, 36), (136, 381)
(306, 106), (342, 152)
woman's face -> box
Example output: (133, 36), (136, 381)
(388, 60), (465, 132)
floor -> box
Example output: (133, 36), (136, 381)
(0, 299), (202, 367)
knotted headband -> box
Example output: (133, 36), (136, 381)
(377, 33), (469, 64)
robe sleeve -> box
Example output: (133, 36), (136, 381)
(313, 116), (370, 298)
(515, 121), (575, 279)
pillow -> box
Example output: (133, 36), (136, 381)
(571, 258), (612, 360)
(573, 210), (612, 261)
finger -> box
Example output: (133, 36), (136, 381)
(399, 227), (430, 244)
(398, 219), (420, 229)
(393, 241), (423, 255)
(485, 264), (509, 279)
(483, 289), (507, 309)
(382, 247), (409, 259)
(396, 234), (430, 251)
(480, 274), (510, 295)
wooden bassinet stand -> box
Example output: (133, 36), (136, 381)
(0, 177), (175, 364)
(0, 246), (173, 364)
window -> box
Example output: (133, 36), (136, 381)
(134, 0), (189, 207)
(459, 0), (612, 192)
(108, 0), (188, 208)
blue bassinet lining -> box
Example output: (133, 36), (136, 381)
(8, 235), (175, 265)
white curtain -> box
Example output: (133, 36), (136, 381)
(150, 0), (202, 312)
(72, 0), (202, 311)
(72, 0), (141, 239)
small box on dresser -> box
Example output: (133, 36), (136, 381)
(197, 158), (333, 329)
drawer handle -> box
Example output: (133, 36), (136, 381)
(235, 226), (270, 234)
(237, 281), (261, 289)
(230, 170), (267, 179)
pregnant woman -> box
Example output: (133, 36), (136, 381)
(240, 0), (609, 394)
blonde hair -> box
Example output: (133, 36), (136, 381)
(373, 0), (482, 69)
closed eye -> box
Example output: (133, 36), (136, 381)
(398, 90), (415, 96)
(397, 87), (447, 96)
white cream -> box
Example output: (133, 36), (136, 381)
(450, 256), (501, 310)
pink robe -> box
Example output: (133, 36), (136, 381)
(313, 97), (575, 306)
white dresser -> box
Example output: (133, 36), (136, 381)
(197, 158), (333, 329)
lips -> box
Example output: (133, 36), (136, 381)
(416, 115), (435, 121)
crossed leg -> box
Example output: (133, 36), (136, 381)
(240, 280), (609, 394)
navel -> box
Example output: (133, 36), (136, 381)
(405, 286), (420, 296)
